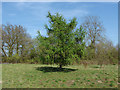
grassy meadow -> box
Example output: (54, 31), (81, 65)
(2, 64), (118, 88)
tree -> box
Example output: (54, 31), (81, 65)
(2, 24), (32, 63)
(37, 12), (86, 68)
(37, 32), (51, 64)
(2, 24), (16, 57)
(96, 40), (108, 67)
(82, 16), (105, 59)
(96, 38), (118, 65)
(73, 26), (86, 62)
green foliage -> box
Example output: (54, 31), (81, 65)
(73, 26), (86, 59)
(3, 54), (21, 63)
(37, 12), (86, 68)
(12, 54), (21, 63)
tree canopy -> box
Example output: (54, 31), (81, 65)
(37, 12), (86, 68)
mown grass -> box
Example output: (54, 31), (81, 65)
(2, 64), (118, 88)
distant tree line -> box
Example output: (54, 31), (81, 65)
(1, 12), (118, 68)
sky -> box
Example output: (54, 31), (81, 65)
(2, 2), (118, 46)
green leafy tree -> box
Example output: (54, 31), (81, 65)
(37, 31), (51, 64)
(74, 26), (86, 60)
(37, 12), (86, 68)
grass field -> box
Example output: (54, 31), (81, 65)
(2, 64), (118, 88)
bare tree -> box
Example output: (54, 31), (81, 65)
(2, 24), (16, 57)
(82, 16), (105, 49)
(82, 16), (105, 59)
(2, 24), (31, 58)
(14, 25), (29, 55)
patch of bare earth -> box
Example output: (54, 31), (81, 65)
(66, 80), (75, 86)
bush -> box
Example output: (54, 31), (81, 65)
(2, 54), (21, 63)
(2, 57), (7, 63)
(12, 54), (21, 63)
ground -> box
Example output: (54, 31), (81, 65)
(2, 64), (118, 88)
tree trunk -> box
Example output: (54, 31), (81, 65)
(16, 43), (19, 55)
(59, 64), (62, 69)
(2, 47), (7, 57)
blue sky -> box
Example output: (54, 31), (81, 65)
(2, 2), (118, 46)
